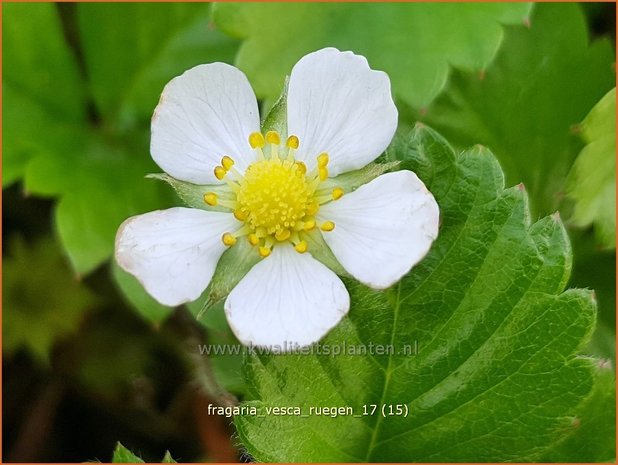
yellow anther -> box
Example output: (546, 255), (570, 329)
(275, 229), (291, 242)
(222, 233), (237, 246)
(233, 209), (248, 221)
(307, 202), (319, 216)
(259, 246), (271, 258)
(321, 221), (335, 232)
(248, 233), (260, 246)
(214, 166), (227, 180)
(203, 192), (218, 206)
(303, 219), (316, 231)
(286, 135), (300, 149)
(249, 132), (265, 149)
(332, 187), (344, 200)
(319, 167), (329, 181)
(221, 155), (235, 170)
(266, 131), (281, 145)
(295, 161), (307, 175)
(317, 152), (329, 168)
(294, 240), (308, 254)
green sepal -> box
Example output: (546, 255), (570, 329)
(261, 76), (289, 138)
(111, 442), (145, 463)
(320, 160), (400, 195)
(198, 238), (261, 317)
(161, 451), (177, 463)
(146, 173), (231, 212)
(304, 229), (348, 277)
(110, 442), (176, 463)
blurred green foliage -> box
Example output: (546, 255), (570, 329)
(3, 236), (97, 363)
(3, 2), (615, 462)
(213, 2), (533, 108)
(567, 88), (616, 249)
(419, 2), (614, 218)
(3, 3), (85, 186)
(112, 441), (176, 463)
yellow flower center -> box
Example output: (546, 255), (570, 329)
(204, 131), (343, 258)
(236, 159), (312, 236)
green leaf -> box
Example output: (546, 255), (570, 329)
(419, 3), (615, 217)
(77, 3), (238, 128)
(112, 442), (145, 463)
(213, 3), (532, 108)
(3, 236), (97, 363)
(233, 126), (601, 462)
(541, 362), (616, 462)
(566, 88), (616, 249)
(3, 3), (86, 186)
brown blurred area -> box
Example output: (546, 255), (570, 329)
(3, 185), (241, 462)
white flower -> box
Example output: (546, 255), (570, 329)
(115, 48), (439, 349)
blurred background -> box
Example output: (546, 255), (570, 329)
(3, 2), (615, 462)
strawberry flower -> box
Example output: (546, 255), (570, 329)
(115, 48), (439, 349)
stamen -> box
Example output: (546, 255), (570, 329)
(284, 135), (299, 164)
(217, 198), (239, 210)
(309, 176), (322, 191)
(249, 132), (265, 149)
(332, 187), (344, 200)
(319, 167), (329, 181)
(225, 181), (240, 194)
(221, 156), (235, 170)
(294, 240), (308, 254)
(248, 233), (260, 246)
(286, 135), (299, 149)
(259, 246), (271, 258)
(317, 152), (329, 168)
(222, 233), (237, 246)
(214, 166), (227, 180)
(275, 229), (291, 241)
(266, 131), (280, 160)
(294, 161), (307, 175)
(233, 224), (252, 237)
(233, 209), (249, 221)
(321, 221), (335, 232)
(227, 166), (244, 181)
(303, 219), (316, 231)
(265, 131), (280, 145)
(306, 202), (319, 216)
(203, 192), (218, 206)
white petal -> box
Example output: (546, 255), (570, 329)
(287, 48), (398, 176)
(318, 171), (439, 290)
(151, 63), (260, 184)
(224, 245), (349, 349)
(115, 207), (239, 306)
